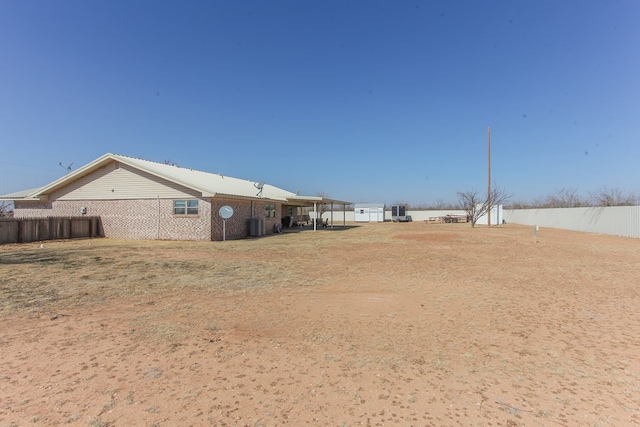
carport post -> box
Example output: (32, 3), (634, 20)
(313, 202), (317, 231)
(330, 202), (334, 229)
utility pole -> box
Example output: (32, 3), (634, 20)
(487, 127), (491, 226)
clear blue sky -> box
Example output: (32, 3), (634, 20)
(1, 1), (638, 206)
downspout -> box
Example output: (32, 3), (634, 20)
(313, 202), (317, 231)
(250, 200), (254, 239)
(157, 195), (160, 240)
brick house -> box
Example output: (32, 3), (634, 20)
(1, 153), (349, 241)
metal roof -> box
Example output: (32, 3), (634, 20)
(354, 203), (385, 208)
(0, 153), (350, 206)
(0, 187), (44, 200)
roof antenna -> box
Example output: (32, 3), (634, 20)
(254, 181), (264, 197)
(59, 162), (73, 173)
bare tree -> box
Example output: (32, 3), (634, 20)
(457, 184), (512, 227)
(504, 187), (639, 210)
(310, 191), (331, 223)
(505, 199), (532, 209)
(431, 199), (447, 210)
(588, 187), (636, 207)
(456, 190), (482, 226)
(534, 187), (587, 208)
(318, 202), (330, 219)
(0, 201), (13, 218)
(431, 199), (458, 210)
(392, 200), (411, 209)
(410, 203), (427, 210)
(411, 199), (458, 210)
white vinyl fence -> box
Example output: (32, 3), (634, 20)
(503, 206), (640, 238)
(319, 209), (469, 223)
(321, 206), (640, 238)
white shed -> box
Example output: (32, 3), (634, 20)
(354, 204), (385, 222)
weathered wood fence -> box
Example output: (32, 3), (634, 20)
(0, 217), (103, 244)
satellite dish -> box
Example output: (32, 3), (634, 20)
(254, 181), (265, 196)
(219, 205), (234, 219)
(59, 162), (73, 173)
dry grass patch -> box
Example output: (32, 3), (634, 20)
(1, 223), (640, 426)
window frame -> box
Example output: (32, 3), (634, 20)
(265, 203), (276, 218)
(173, 199), (199, 216)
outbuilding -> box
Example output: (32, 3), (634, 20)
(354, 203), (385, 222)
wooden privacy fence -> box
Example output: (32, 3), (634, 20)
(0, 216), (103, 244)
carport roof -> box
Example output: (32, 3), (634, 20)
(286, 195), (352, 206)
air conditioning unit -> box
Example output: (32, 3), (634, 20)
(248, 218), (265, 236)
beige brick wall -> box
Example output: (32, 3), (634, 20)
(13, 202), (53, 218)
(209, 199), (282, 240)
(15, 198), (283, 241)
(15, 199), (212, 241)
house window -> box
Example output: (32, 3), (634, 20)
(174, 200), (199, 215)
(265, 204), (276, 218)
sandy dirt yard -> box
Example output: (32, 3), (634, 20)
(1, 222), (639, 426)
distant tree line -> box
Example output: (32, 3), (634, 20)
(391, 186), (638, 211)
(507, 187), (639, 209)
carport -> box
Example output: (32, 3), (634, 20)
(284, 195), (351, 231)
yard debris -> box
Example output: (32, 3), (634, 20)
(50, 313), (71, 321)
